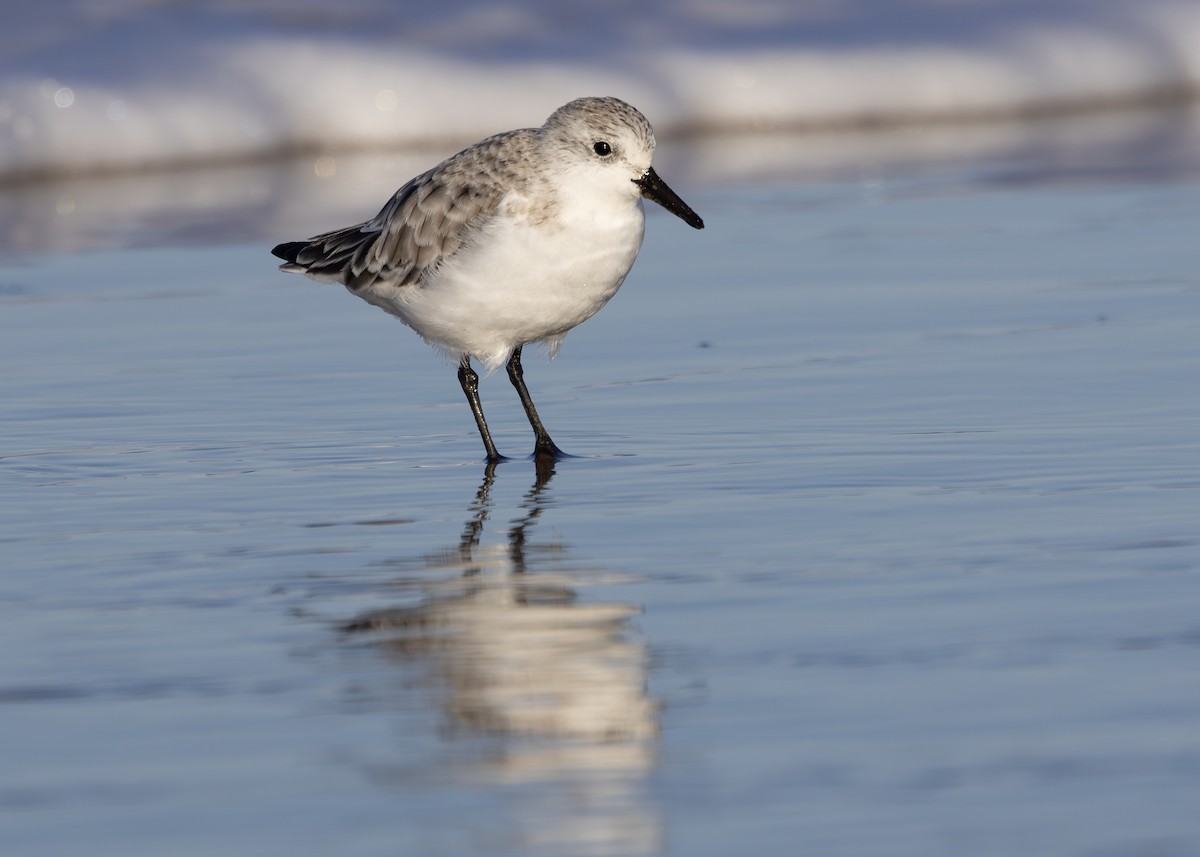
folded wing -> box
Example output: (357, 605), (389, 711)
(272, 133), (523, 291)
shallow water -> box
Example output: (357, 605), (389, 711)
(3, 129), (1200, 856)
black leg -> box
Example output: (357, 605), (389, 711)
(506, 347), (568, 460)
(458, 357), (503, 461)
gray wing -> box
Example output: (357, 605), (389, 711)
(273, 131), (528, 291)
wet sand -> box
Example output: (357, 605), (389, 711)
(3, 120), (1200, 856)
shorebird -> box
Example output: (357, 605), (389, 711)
(272, 96), (703, 460)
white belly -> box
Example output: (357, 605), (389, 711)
(361, 199), (647, 371)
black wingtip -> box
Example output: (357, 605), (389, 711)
(271, 241), (306, 263)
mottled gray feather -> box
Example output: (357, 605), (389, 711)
(281, 130), (537, 291)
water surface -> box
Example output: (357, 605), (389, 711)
(3, 132), (1200, 856)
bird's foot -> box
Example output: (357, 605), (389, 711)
(532, 437), (572, 461)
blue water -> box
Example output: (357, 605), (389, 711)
(3, 134), (1200, 856)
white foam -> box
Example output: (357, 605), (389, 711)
(3, 1), (1200, 183)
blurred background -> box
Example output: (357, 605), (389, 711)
(5, 0), (1200, 252)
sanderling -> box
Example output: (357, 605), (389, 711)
(272, 96), (704, 461)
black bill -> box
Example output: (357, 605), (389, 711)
(633, 167), (704, 230)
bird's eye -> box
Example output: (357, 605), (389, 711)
(593, 141), (612, 157)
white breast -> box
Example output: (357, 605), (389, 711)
(367, 187), (647, 372)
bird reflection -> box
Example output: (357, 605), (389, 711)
(341, 458), (660, 855)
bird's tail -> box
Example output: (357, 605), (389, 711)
(271, 225), (372, 284)
(270, 241), (310, 271)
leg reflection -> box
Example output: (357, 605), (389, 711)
(340, 461), (661, 854)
